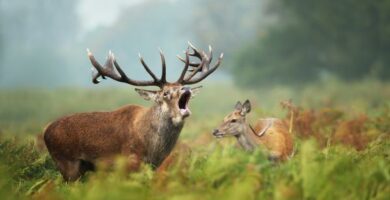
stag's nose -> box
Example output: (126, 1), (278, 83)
(212, 129), (219, 136)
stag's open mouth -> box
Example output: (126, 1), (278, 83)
(178, 90), (191, 117)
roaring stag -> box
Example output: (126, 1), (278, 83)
(44, 43), (223, 181)
(212, 100), (294, 161)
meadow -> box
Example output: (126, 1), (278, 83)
(0, 79), (389, 200)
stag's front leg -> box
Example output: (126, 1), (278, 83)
(53, 157), (82, 182)
(124, 154), (142, 172)
(121, 146), (142, 172)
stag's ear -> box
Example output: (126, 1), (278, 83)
(135, 88), (159, 101)
(190, 86), (202, 98)
(235, 101), (243, 111)
(241, 99), (251, 115)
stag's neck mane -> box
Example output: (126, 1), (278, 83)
(138, 104), (184, 168)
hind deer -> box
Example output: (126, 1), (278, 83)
(212, 100), (294, 161)
(44, 43), (223, 181)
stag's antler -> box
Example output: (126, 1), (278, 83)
(87, 49), (167, 88)
(176, 42), (224, 85)
(87, 42), (223, 87)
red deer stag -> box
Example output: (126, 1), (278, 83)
(44, 43), (223, 181)
(212, 100), (294, 161)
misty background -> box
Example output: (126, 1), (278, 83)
(0, 0), (389, 88)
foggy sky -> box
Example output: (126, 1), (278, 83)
(77, 0), (144, 34)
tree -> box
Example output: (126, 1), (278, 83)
(233, 0), (390, 87)
(186, 0), (266, 72)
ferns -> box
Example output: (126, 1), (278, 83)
(0, 82), (389, 199)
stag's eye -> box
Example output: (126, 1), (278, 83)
(231, 119), (237, 123)
(163, 91), (169, 97)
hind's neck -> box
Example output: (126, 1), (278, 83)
(235, 124), (257, 151)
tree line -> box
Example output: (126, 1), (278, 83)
(232, 0), (390, 87)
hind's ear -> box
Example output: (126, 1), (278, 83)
(234, 101), (242, 111)
(241, 99), (251, 115)
(135, 88), (158, 101)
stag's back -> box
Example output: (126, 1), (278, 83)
(44, 105), (146, 162)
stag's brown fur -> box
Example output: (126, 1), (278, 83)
(44, 103), (185, 181)
(44, 44), (223, 181)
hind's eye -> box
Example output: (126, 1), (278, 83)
(231, 119), (237, 123)
(163, 91), (169, 96)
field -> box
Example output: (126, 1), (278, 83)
(0, 79), (389, 200)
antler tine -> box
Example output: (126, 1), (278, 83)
(88, 49), (121, 84)
(87, 49), (162, 87)
(188, 41), (202, 57)
(185, 53), (223, 84)
(91, 67), (100, 84)
(175, 43), (223, 85)
(184, 52), (208, 81)
(177, 42), (206, 67)
(138, 53), (158, 82)
(207, 45), (212, 71)
(114, 59), (163, 88)
(159, 48), (167, 83)
(182, 52), (223, 85)
(177, 54), (202, 67)
(90, 49), (106, 84)
(112, 57), (162, 87)
(176, 48), (190, 83)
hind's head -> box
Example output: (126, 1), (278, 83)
(212, 100), (251, 138)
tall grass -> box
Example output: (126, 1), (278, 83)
(0, 79), (389, 199)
